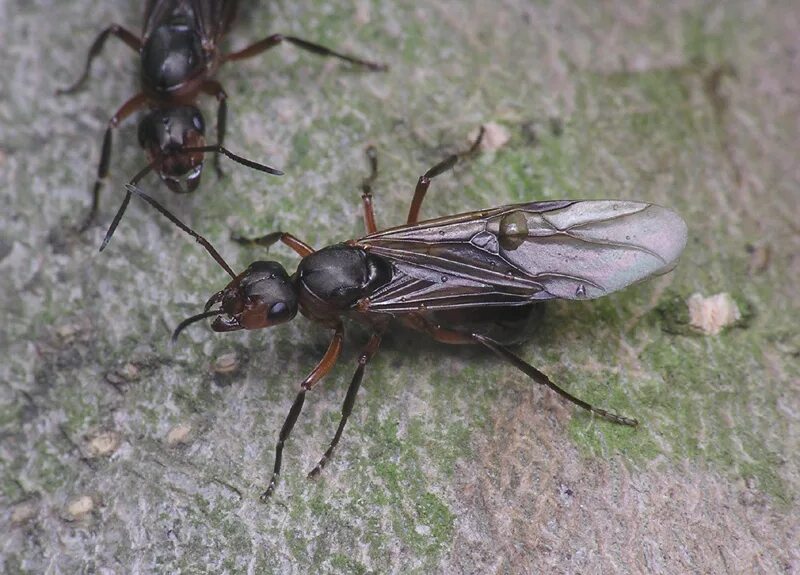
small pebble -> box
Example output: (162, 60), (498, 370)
(213, 352), (239, 374)
(166, 423), (192, 447)
(87, 431), (120, 458)
(11, 501), (37, 525)
(66, 495), (94, 520)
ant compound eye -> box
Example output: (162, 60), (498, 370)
(269, 301), (291, 321)
(192, 111), (204, 133)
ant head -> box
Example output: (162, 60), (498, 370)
(138, 106), (206, 193)
(207, 261), (298, 332)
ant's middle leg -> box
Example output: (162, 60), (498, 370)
(406, 126), (485, 225)
(79, 92), (147, 232)
(224, 33), (387, 71)
(56, 25), (141, 95)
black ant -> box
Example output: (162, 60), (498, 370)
(57, 0), (386, 247)
(119, 134), (687, 499)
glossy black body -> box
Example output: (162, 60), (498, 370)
(121, 146), (688, 499)
(60, 0), (383, 235)
(297, 245), (393, 310)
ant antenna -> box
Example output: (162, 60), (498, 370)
(99, 148), (282, 252)
(171, 310), (225, 343)
(99, 164), (153, 252)
(180, 145), (284, 176)
(124, 183), (238, 280)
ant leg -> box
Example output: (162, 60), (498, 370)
(360, 146), (379, 234)
(472, 333), (639, 427)
(223, 33), (387, 71)
(308, 331), (383, 478)
(125, 183), (238, 279)
(232, 231), (314, 257)
(406, 126), (485, 225)
(56, 25), (141, 95)
(262, 324), (345, 500)
(79, 92), (147, 232)
(201, 80), (229, 179)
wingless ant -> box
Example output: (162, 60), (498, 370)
(57, 0), (386, 246)
(120, 135), (687, 499)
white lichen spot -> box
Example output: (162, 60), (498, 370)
(166, 423), (192, 447)
(472, 122), (511, 152)
(87, 430), (121, 458)
(213, 352), (239, 374)
(415, 523), (432, 536)
(687, 292), (742, 335)
(66, 495), (94, 520)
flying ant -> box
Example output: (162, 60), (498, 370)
(119, 134), (687, 499)
(57, 0), (386, 246)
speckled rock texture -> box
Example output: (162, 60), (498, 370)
(2, 1), (798, 573)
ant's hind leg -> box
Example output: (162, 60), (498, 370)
(406, 126), (485, 224)
(224, 34), (387, 71)
(308, 331), (383, 478)
(56, 25), (141, 95)
(472, 333), (639, 427)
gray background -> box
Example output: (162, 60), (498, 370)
(1, 1), (798, 573)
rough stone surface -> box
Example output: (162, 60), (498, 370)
(2, 1), (798, 573)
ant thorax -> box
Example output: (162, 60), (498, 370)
(295, 245), (392, 311)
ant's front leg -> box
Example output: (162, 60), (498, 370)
(79, 92), (147, 232)
(232, 232), (314, 258)
(261, 323), (345, 500)
(308, 330), (384, 478)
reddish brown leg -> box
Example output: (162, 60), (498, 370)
(79, 92), (147, 232)
(261, 324), (345, 500)
(224, 33), (387, 71)
(56, 25), (141, 95)
(308, 331), (383, 478)
(472, 334), (638, 427)
(201, 80), (229, 178)
(231, 231), (314, 257)
(360, 146), (379, 234)
(406, 126), (485, 225)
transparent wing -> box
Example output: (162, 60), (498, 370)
(358, 200), (687, 313)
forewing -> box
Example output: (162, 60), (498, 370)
(359, 200), (687, 313)
(143, 1), (237, 45)
(191, 0), (238, 46)
(143, 0), (181, 38)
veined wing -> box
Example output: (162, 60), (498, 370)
(357, 200), (687, 313)
(143, 1), (237, 45)
(191, 0), (238, 47)
(143, 1), (181, 38)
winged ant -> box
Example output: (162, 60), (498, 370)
(116, 131), (687, 499)
(57, 0), (386, 247)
